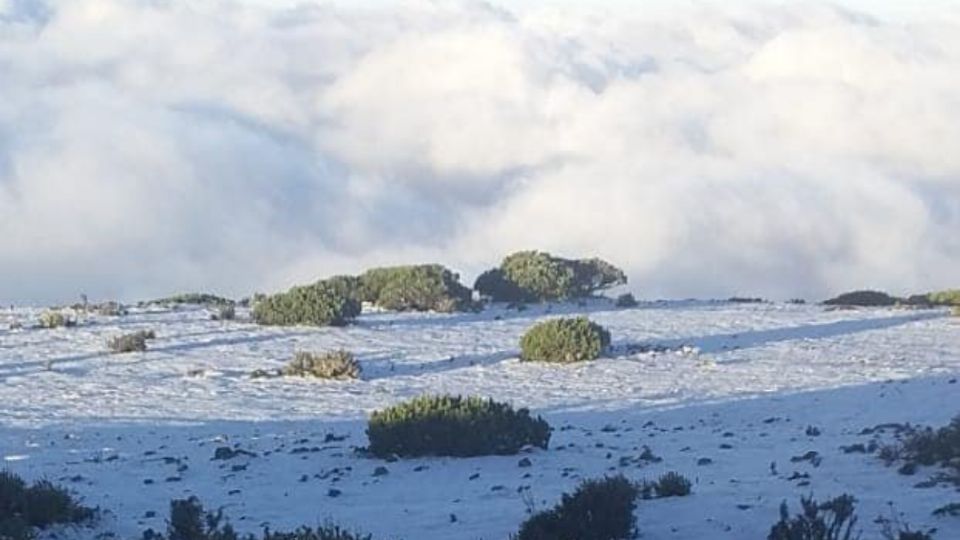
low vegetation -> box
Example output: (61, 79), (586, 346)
(107, 329), (156, 353)
(514, 475), (639, 540)
(358, 264), (474, 313)
(366, 395), (550, 458)
(142, 496), (371, 540)
(649, 471), (692, 498)
(282, 351), (361, 380)
(252, 279), (361, 327)
(768, 494), (859, 540)
(0, 471), (94, 540)
(475, 251), (626, 302)
(212, 305), (235, 321)
(141, 293), (234, 307)
(37, 310), (76, 329)
(520, 317), (611, 363)
(884, 415), (960, 473)
(925, 289), (960, 306)
(614, 293), (638, 308)
(823, 290), (898, 307)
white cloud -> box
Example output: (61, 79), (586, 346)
(1, 0), (959, 304)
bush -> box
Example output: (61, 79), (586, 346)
(367, 395), (550, 458)
(514, 475), (638, 540)
(252, 279), (361, 327)
(475, 251), (626, 302)
(823, 290), (898, 307)
(282, 351), (360, 380)
(107, 330), (155, 353)
(520, 317), (611, 363)
(37, 311), (76, 329)
(94, 301), (126, 316)
(0, 471), (94, 540)
(926, 289), (960, 306)
(142, 293), (234, 307)
(768, 494), (859, 540)
(358, 264), (473, 313)
(143, 497), (371, 540)
(651, 471), (692, 498)
(614, 293), (638, 308)
(952, 306), (960, 317)
(212, 305), (235, 321)
(898, 415), (960, 468)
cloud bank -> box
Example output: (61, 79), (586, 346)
(1, 0), (959, 304)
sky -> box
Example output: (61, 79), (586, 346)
(1, 0), (959, 305)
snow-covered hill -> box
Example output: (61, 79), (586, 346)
(1, 301), (958, 539)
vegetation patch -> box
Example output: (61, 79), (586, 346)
(514, 475), (639, 540)
(141, 293), (234, 307)
(358, 264), (473, 313)
(475, 251), (626, 302)
(282, 351), (361, 380)
(0, 471), (94, 540)
(926, 289), (960, 306)
(768, 494), (859, 540)
(520, 317), (611, 363)
(822, 290), (898, 307)
(252, 279), (361, 327)
(614, 293), (638, 308)
(882, 415), (960, 478)
(106, 329), (155, 353)
(37, 310), (76, 329)
(366, 395), (550, 458)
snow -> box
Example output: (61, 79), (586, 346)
(1, 300), (958, 539)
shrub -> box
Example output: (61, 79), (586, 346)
(282, 351), (360, 380)
(520, 317), (611, 363)
(143, 496), (373, 540)
(952, 306), (960, 317)
(142, 293), (234, 307)
(823, 290), (898, 307)
(252, 279), (361, 327)
(95, 301), (126, 316)
(514, 475), (639, 540)
(926, 289), (960, 306)
(651, 471), (692, 498)
(614, 293), (638, 308)
(0, 471), (94, 540)
(898, 415), (960, 468)
(107, 330), (155, 353)
(37, 311), (75, 329)
(768, 494), (859, 540)
(212, 305), (235, 321)
(367, 395), (550, 458)
(358, 265), (473, 313)
(475, 251), (626, 302)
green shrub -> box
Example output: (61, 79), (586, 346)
(768, 494), (858, 540)
(823, 290), (898, 307)
(252, 279), (361, 327)
(614, 293), (638, 308)
(952, 306), (960, 317)
(367, 395), (550, 458)
(282, 351), (360, 380)
(37, 311), (76, 329)
(141, 293), (234, 307)
(475, 251), (626, 302)
(520, 317), (611, 363)
(514, 475), (638, 540)
(0, 471), (94, 540)
(358, 264), (473, 313)
(651, 471), (692, 498)
(927, 289), (960, 306)
(107, 330), (155, 353)
(212, 305), (235, 321)
(899, 415), (960, 468)
(95, 301), (126, 316)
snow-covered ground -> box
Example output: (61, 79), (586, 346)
(1, 301), (958, 539)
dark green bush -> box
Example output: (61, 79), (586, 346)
(141, 293), (234, 307)
(823, 290), (898, 307)
(212, 305), (235, 321)
(768, 494), (859, 540)
(614, 293), (638, 308)
(107, 329), (155, 353)
(926, 289), (960, 306)
(514, 475), (638, 540)
(0, 471), (94, 540)
(252, 279), (361, 327)
(651, 471), (692, 498)
(282, 351), (360, 380)
(366, 395), (550, 458)
(358, 264), (473, 313)
(475, 251), (626, 302)
(899, 415), (960, 468)
(520, 317), (611, 363)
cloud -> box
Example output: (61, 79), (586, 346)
(1, 0), (959, 304)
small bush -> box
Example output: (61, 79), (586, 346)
(651, 471), (692, 498)
(514, 475), (638, 540)
(899, 415), (960, 468)
(107, 330), (155, 353)
(614, 293), (638, 308)
(475, 251), (627, 302)
(520, 317), (611, 363)
(95, 301), (126, 316)
(37, 311), (75, 329)
(952, 306), (960, 317)
(823, 290), (898, 307)
(927, 289), (960, 306)
(358, 264), (473, 313)
(0, 471), (94, 540)
(282, 351), (360, 380)
(212, 305), (235, 321)
(367, 395), (550, 458)
(768, 494), (859, 540)
(252, 279), (361, 327)
(142, 293), (234, 307)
